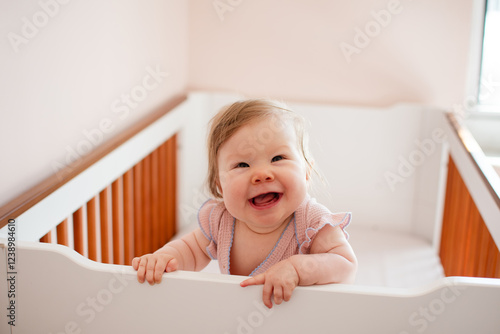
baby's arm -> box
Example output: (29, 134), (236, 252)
(291, 224), (357, 285)
(241, 224), (357, 308)
(132, 228), (211, 284)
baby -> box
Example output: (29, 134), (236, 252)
(132, 99), (357, 308)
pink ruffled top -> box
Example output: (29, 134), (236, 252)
(197, 195), (351, 276)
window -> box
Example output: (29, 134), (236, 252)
(463, 0), (500, 159)
(478, 0), (500, 110)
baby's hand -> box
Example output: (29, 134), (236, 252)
(240, 259), (299, 308)
(132, 253), (178, 285)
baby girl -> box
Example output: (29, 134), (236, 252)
(132, 99), (357, 308)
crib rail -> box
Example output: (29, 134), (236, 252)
(38, 136), (177, 265)
(440, 157), (500, 278)
(440, 112), (500, 279)
(0, 95), (186, 265)
(2, 239), (500, 334)
(0, 95), (185, 229)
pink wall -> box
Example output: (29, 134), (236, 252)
(0, 0), (188, 207)
(188, 0), (473, 108)
(0, 0), (474, 209)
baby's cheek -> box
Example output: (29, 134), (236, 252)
(228, 184), (246, 201)
(220, 176), (244, 201)
(219, 171), (230, 189)
(222, 187), (247, 222)
(288, 171), (308, 201)
(287, 169), (307, 187)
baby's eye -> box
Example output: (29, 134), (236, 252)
(236, 162), (249, 168)
(271, 155), (284, 162)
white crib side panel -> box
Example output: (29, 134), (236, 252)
(2, 239), (500, 334)
(290, 102), (446, 242)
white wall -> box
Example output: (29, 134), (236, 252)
(189, 0), (473, 108)
(0, 0), (188, 207)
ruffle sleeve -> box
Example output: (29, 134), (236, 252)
(295, 196), (351, 254)
(197, 199), (224, 260)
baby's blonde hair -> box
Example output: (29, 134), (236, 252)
(207, 99), (314, 198)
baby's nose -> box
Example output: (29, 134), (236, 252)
(251, 169), (274, 184)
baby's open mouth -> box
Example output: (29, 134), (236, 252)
(249, 192), (282, 209)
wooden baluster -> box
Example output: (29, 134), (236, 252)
(477, 219), (491, 277)
(100, 186), (111, 263)
(454, 188), (471, 275)
(495, 252), (500, 278)
(440, 156), (457, 276)
(87, 197), (98, 262)
(123, 170), (134, 265)
(142, 154), (152, 254)
(56, 219), (69, 247)
(133, 162), (144, 257)
(73, 208), (84, 256)
(462, 197), (475, 277)
(486, 233), (499, 278)
(453, 170), (468, 276)
(112, 177), (124, 265)
(40, 231), (52, 243)
(464, 208), (480, 276)
(166, 135), (177, 241)
(159, 141), (168, 247)
(151, 149), (161, 250)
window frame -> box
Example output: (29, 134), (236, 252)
(465, 0), (500, 117)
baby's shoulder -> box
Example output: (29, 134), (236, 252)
(198, 198), (223, 218)
(296, 196), (332, 226)
(198, 199), (233, 240)
(295, 196), (351, 252)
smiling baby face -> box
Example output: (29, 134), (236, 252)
(217, 116), (310, 233)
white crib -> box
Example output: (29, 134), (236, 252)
(1, 92), (500, 333)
